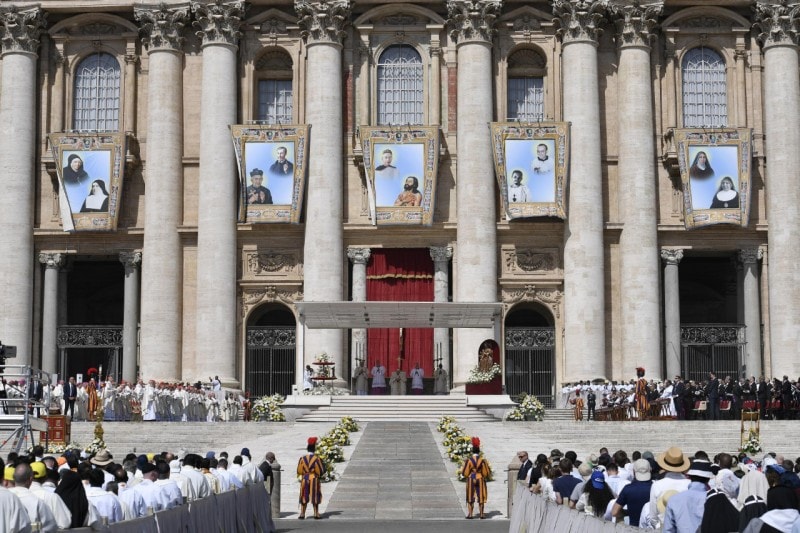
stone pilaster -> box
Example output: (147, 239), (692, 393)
(39, 253), (64, 375)
(430, 246), (453, 379)
(348, 248), (370, 374)
(295, 0), (351, 388)
(754, 1), (800, 378)
(661, 249), (683, 379)
(554, 0), (608, 381)
(611, 1), (663, 380)
(739, 248), (763, 379)
(0, 6), (45, 366)
(192, 0), (244, 385)
(135, 4), (189, 382)
(119, 252), (142, 384)
(447, 0), (502, 387)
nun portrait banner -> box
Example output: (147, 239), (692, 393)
(490, 122), (570, 220)
(231, 124), (309, 224)
(675, 128), (752, 229)
(359, 126), (440, 226)
(49, 133), (127, 232)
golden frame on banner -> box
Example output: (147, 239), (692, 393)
(231, 124), (309, 224)
(490, 122), (569, 220)
(675, 128), (752, 229)
(360, 126), (439, 226)
(49, 133), (127, 232)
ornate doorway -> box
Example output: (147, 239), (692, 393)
(57, 326), (123, 381)
(245, 304), (296, 397)
(504, 304), (555, 407)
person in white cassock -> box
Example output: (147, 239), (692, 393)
(181, 455), (211, 500)
(0, 484), (32, 533)
(410, 363), (425, 395)
(237, 448), (264, 486)
(9, 464), (58, 533)
(28, 463), (72, 529)
(131, 463), (164, 513)
(85, 469), (123, 524)
(153, 462), (183, 509)
(167, 460), (194, 503)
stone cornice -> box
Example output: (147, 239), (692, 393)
(754, 1), (800, 49)
(192, 0), (244, 47)
(553, 0), (608, 45)
(38, 252), (64, 269)
(135, 3), (190, 52)
(446, 0), (502, 45)
(660, 248), (684, 265)
(347, 247), (371, 264)
(294, 0), (351, 46)
(610, 1), (662, 49)
(738, 247), (763, 265)
(0, 5), (45, 55)
(429, 246), (454, 263)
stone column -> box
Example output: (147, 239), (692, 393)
(611, 2), (662, 379)
(755, 3), (800, 379)
(661, 249), (683, 379)
(295, 0), (351, 386)
(135, 4), (190, 381)
(430, 246), (453, 377)
(119, 252), (142, 384)
(447, 0), (502, 386)
(739, 248), (763, 379)
(192, 1), (244, 385)
(0, 7), (45, 366)
(554, 0), (607, 381)
(347, 248), (370, 372)
(39, 253), (64, 375)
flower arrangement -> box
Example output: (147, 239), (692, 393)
(741, 428), (762, 455)
(466, 363), (501, 384)
(252, 394), (287, 422)
(436, 415), (456, 433)
(437, 416), (494, 481)
(505, 393), (545, 422)
(303, 386), (349, 396)
(339, 416), (359, 432)
(505, 408), (525, 421)
(312, 418), (361, 482)
(314, 352), (331, 364)
(84, 437), (106, 455)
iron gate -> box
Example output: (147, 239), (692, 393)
(245, 327), (295, 397)
(681, 324), (745, 382)
(504, 327), (556, 407)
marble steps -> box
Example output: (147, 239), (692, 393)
(297, 396), (499, 423)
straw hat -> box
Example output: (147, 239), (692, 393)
(90, 449), (113, 467)
(656, 447), (690, 473)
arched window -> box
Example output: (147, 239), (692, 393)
(73, 53), (121, 131)
(377, 44), (424, 125)
(507, 48), (546, 122)
(255, 50), (293, 124)
(682, 47), (727, 128)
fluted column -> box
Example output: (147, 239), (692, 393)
(0, 7), (45, 366)
(611, 2), (662, 379)
(348, 248), (370, 372)
(296, 0), (351, 385)
(447, 0), (501, 386)
(661, 249), (683, 379)
(430, 246), (453, 378)
(192, 0), (244, 385)
(739, 248), (763, 379)
(135, 4), (189, 381)
(119, 252), (142, 384)
(39, 253), (64, 375)
(554, 0), (607, 381)
(754, 2), (800, 379)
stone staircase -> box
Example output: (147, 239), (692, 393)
(296, 395), (500, 423)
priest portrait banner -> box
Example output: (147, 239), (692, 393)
(49, 133), (127, 232)
(359, 126), (440, 226)
(490, 122), (570, 220)
(674, 128), (752, 229)
(231, 124), (309, 224)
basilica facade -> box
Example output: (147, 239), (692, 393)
(1, 0), (797, 406)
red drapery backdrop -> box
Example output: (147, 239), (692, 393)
(366, 249), (434, 374)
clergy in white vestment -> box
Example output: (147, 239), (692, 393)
(236, 449), (264, 486)
(167, 460), (194, 503)
(85, 469), (123, 524)
(29, 463), (72, 529)
(215, 459), (243, 491)
(153, 463), (183, 509)
(0, 486), (31, 533)
(181, 455), (211, 500)
(9, 464), (58, 533)
(131, 463), (167, 514)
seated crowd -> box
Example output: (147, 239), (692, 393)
(518, 446), (800, 532)
(0, 444), (275, 532)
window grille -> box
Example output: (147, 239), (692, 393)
(257, 79), (293, 124)
(682, 47), (727, 128)
(73, 53), (121, 132)
(377, 45), (424, 125)
(507, 77), (544, 122)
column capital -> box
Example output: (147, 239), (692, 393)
(553, 0), (608, 45)
(430, 246), (454, 263)
(135, 3), (190, 52)
(119, 251), (143, 269)
(738, 247), (763, 265)
(38, 253), (65, 269)
(446, 0), (502, 45)
(754, 1), (800, 49)
(0, 6), (46, 56)
(295, 0), (351, 46)
(660, 248), (684, 265)
(191, 0), (244, 48)
(610, 1), (662, 49)
(347, 247), (371, 264)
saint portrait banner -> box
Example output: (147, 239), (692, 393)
(359, 126), (440, 226)
(49, 133), (127, 232)
(674, 128), (752, 229)
(490, 122), (570, 220)
(231, 124), (309, 224)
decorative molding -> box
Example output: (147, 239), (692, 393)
(192, 0), (244, 47)
(446, 0), (502, 44)
(502, 285), (563, 318)
(682, 16), (723, 29)
(660, 248), (684, 265)
(294, 0), (351, 45)
(135, 4), (190, 52)
(610, 1), (662, 48)
(553, 0), (607, 44)
(119, 251), (142, 269)
(505, 327), (556, 348)
(754, 1), (800, 48)
(0, 6), (45, 55)
(506, 249), (556, 272)
(507, 47), (547, 69)
(681, 324), (744, 344)
(512, 14), (542, 39)
(429, 246), (454, 263)
(255, 50), (293, 70)
(38, 253), (65, 269)
(241, 285), (303, 317)
(347, 248), (371, 264)
(246, 252), (299, 275)
(260, 17), (287, 37)
(57, 326), (123, 348)
(246, 327), (296, 347)
(384, 15), (419, 26)
(738, 247), (763, 265)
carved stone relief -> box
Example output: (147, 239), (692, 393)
(245, 250), (301, 278)
(502, 285), (563, 319)
(241, 285), (303, 317)
(503, 248), (559, 275)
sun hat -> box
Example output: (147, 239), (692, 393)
(633, 459), (652, 481)
(657, 447), (691, 473)
(590, 470), (606, 489)
(657, 489), (679, 514)
(687, 459), (715, 479)
(90, 449), (113, 467)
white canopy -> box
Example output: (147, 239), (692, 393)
(295, 301), (502, 329)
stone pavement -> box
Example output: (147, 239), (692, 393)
(274, 518), (509, 532)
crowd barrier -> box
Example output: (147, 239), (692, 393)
(508, 482), (641, 533)
(69, 482), (275, 533)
